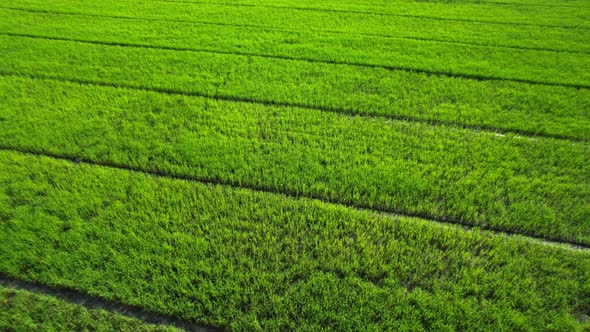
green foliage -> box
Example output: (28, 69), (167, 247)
(1, 5), (588, 54)
(0, 285), (181, 331)
(0, 76), (588, 244)
(1, 16), (588, 89)
(0, 35), (589, 140)
(6, 0), (589, 32)
(0, 0), (588, 330)
(0, 151), (588, 330)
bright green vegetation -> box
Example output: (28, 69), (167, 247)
(0, 150), (588, 330)
(1, 8), (589, 71)
(0, 285), (181, 331)
(3, 1), (589, 53)
(1, 19), (587, 88)
(411, 0), (589, 5)
(1, 0), (589, 330)
(157, 0), (590, 27)
(1, 36), (589, 141)
(7, 0), (590, 29)
(1, 76), (588, 244)
(204, 0), (590, 8)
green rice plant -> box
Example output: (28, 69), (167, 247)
(1, 76), (588, 244)
(2, 6), (588, 54)
(0, 150), (588, 330)
(0, 285), (182, 331)
(153, 0), (590, 28)
(1, 36), (588, 140)
(6, 0), (589, 30)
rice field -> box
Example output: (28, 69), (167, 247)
(0, 0), (589, 330)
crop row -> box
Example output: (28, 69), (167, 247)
(4, 8), (586, 55)
(1, 76), (588, 244)
(9, 0), (589, 29)
(408, 0), (589, 6)
(380, 0), (590, 7)
(0, 285), (181, 331)
(1, 36), (588, 141)
(3, 1), (588, 53)
(1, 7), (587, 62)
(1, 150), (589, 330)
(2, 15), (586, 88)
(152, 0), (590, 27)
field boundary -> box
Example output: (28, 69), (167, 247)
(1, 72), (587, 143)
(2, 6), (586, 55)
(0, 273), (221, 332)
(1, 146), (587, 250)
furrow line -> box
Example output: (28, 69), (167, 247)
(3, 33), (587, 91)
(148, 0), (590, 30)
(1, 6), (586, 55)
(0, 273), (221, 332)
(0, 72), (586, 143)
(1, 146), (587, 250)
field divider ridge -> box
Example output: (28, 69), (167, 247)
(0, 273), (221, 332)
(0, 145), (587, 250)
(1, 6), (587, 55)
(0, 71), (586, 143)
(145, 0), (590, 30)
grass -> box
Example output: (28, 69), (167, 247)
(1, 0), (589, 330)
(1, 150), (589, 330)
